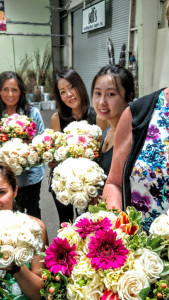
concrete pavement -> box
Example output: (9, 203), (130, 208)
(39, 109), (59, 243)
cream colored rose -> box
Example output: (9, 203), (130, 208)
(0, 232), (17, 247)
(18, 157), (27, 166)
(14, 247), (34, 266)
(54, 146), (67, 161)
(57, 191), (71, 205)
(84, 148), (95, 160)
(117, 270), (149, 300)
(14, 165), (23, 176)
(149, 213), (169, 239)
(71, 192), (88, 209)
(0, 245), (15, 268)
(42, 151), (53, 163)
(27, 151), (39, 165)
(66, 177), (83, 191)
(134, 249), (163, 282)
(7, 157), (18, 167)
(86, 185), (98, 197)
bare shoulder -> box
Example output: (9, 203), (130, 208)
(50, 112), (61, 132)
(29, 216), (49, 247)
(29, 216), (46, 231)
(115, 107), (132, 145)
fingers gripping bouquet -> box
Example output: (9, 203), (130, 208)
(51, 157), (107, 213)
(40, 206), (169, 300)
(0, 113), (37, 143)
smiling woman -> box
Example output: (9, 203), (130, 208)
(48, 68), (108, 225)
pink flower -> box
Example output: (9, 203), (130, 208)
(78, 135), (88, 147)
(25, 127), (36, 136)
(30, 122), (37, 131)
(75, 217), (112, 238)
(87, 229), (129, 270)
(16, 120), (25, 128)
(43, 135), (52, 144)
(66, 134), (74, 140)
(45, 237), (77, 276)
(101, 291), (119, 300)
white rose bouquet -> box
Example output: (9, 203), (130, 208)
(0, 210), (43, 269)
(0, 113), (37, 143)
(40, 205), (169, 300)
(63, 120), (102, 140)
(51, 157), (107, 212)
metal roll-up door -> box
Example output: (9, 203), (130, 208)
(73, 0), (130, 98)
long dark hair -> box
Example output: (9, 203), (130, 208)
(54, 68), (90, 121)
(91, 64), (135, 103)
(0, 71), (30, 119)
(0, 162), (17, 192)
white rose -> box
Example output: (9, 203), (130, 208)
(42, 151), (53, 163)
(66, 177), (83, 191)
(71, 192), (88, 209)
(117, 270), (149, 300)
(54, 146), (67, 161)
(0, 245), (15, 268)
(84, 148), (95, 160)
(57, 191), (71, 205)
(86, 185), (98, 197)
(134, 249), (163, 282)
(7, 157), (18, 167)
(18, 157), (27, 166)
(14, 165), (23, 176)
(14, 247), (34, 266)
(17, 231), (36, 248)
(149, 214), (169, 239)
(27, 151), (39, 165)
(0, 232), (17, 247)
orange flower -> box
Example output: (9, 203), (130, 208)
(0, 133), (8, 142)
(115, 212), (139, 235)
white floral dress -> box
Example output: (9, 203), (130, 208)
(130, 91), (169, 231)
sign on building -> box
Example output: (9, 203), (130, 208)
(82, 0), (105, 33)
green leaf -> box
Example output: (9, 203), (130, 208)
(0, 287), (13, 300)
(127, 206), (142, 224)
(139, 287), (151, 300)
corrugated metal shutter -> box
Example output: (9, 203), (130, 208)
(73, 0), (130, 98)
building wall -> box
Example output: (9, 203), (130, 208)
(0, 0), (51, 72)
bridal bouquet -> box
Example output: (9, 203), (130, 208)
(0, 113), (37, 142)
(53, 121), (102, 162)
(51, 157), (107, 211)
(0, 210), (43, 268)
(40, 206), (169, 300)
(0, 138), (31, 175)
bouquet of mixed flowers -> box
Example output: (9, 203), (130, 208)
(40, 205), (169, 300)
(0, 113), (37, 143)
(0, 210), (43, 269)
(31, 129), (60, 164)
(53, 121), (102, 162)
(51, 157), (107, 212)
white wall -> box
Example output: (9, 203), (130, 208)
(153, 28), (169, 90)
(0, 0), (51, 72)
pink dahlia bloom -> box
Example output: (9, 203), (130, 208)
(45, 237), (77, 276)
(30, 122), (37, 131)
(75, 217), (112, 238)
(25, 127), (36, 136)
(78, 135), (88, 147)
(87, 229), (129, 270)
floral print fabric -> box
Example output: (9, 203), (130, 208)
(130, 91), (169, 231)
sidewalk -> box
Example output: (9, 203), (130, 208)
(40, 109), (59, 243)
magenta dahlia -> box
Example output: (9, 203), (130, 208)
(87, 229), (129, 270)
(75, 217), (112, 238)
(45, 237), (77, 276)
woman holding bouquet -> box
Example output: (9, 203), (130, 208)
(103, 2), (169, 232)
(0, 162), (48, 300)
(49, 68), (108, 224)
(92, 64), (135, 182)
(0, 71), (45, 219)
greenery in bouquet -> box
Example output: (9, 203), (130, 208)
(51, 157), (107, 212)
(0, 113), (37, 143)
(39, 205), (169, 300)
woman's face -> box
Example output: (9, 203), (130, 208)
(0, 176), (18, 210)
(0, 78), (21, 108)
(57, 78), (81, 111)
(92, 74), (127, 122)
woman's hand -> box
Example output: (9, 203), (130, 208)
(48, 159), (58, 169)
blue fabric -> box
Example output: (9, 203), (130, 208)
(16, 106), (45, 187)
